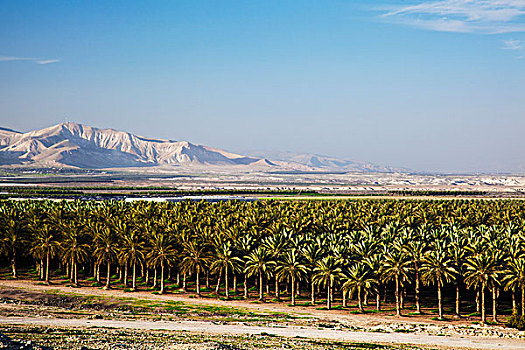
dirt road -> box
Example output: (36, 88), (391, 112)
(2, 280), (525, 350)
(1, 316), (525, 350)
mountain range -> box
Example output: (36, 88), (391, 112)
(0, 123), (401, 172)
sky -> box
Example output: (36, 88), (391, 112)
(1, 0), (524, 173)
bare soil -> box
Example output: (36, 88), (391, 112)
(1, 280), (525, 349)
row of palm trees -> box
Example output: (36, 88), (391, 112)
(1, 199), (525, 323)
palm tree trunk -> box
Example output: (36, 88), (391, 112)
(511, 291), (517, 315)
(358, 286), (364, 312)
(244, 273), (248, 299)
(259, 270), (263, 301)
(96, 264), (100, 283)
(364, 289), (368, 306)
(522, 285), (525, 316)
(40, 259), (44, 280)
(438, 283), (443, 320)
(225, 266), (229, 299)
(11, 247), (17, 279)
(291, 275), (296, 306)
(311, 280), (315, 305)
(476, 289), (480, 313)
(205, 271), (209, 288)
(395, 276), (401, 316)
(196, 270), (200, 295)
(342, 289), (347, 307)
(327, 283), (331, 310)
(275, 275), (279, 300)
(233, 274), (238, 293)
(215, 271), (221, 295)
(153, 268), (157, 288)
(132, 261), (137, 291)
(73, 260), (78, 286)
(456, 283), (461, 316)
(124, 263), (128, 287)
(376, 291), (381, 311)
(481, 284), (486, 323)
(183, 272), (187, 291)
(415, 269), (421, 313)
(104, 262), (111, 289)
(492, 287), (497, 323)
(45, 251), (50, 284)
(160, 261), (165, 294)
(400, 286), (404, 309)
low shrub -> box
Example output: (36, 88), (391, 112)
(505, 314), (525, 330)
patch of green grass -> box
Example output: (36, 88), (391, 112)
(394, 329), (413, 333)
(294, 302), (314, 306)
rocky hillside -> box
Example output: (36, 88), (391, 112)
(0, 123), (402, 172)
(0, 123), (267, 169)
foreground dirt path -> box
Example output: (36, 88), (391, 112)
(0, 279), (453, 325)
(3, 279), (525, 350)
(0, 279), (403, 324)
(1, 316), (525, 350)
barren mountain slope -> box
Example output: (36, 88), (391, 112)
(0, 123), (402, 172)
(0, 123), (263, 168)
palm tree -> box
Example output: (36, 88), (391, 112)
(118, 227), (145, 291)
(342, 263), (377, 312)
(382, 249), (412, 316)
(60, 220), (90, 287)
(181, 240), (210, 296)
(236, 234), (254, 299)
(364, 252), (384, 311)
(503, 257), (525, 316)
(29, 223), (59, 283)
(111, 217), (132, 286)
(403, 239), (427, 314)
(313, 256), (343, 310)
(465, 253), (499, 323)
(147, 230), (177, 294)
(420, 246), (458, 320)
(245, 246), (274, 301)
(301, 239), (324, 305)
(263, 230), (290, 300)
(210, 241), (243, 299)
(93, 225), (118, 290)
(0, 207), (25, 278)
(448, 231), (469, 316)
(276, 249), (308, 306)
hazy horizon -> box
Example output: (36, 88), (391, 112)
(1, 1), (524, 173)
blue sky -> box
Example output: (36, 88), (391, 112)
(1, 0), (524, 173)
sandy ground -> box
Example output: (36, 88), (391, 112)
(2, 316), (525, 350)
(0, 279), (396, 324)
(1, 280), (525, 350)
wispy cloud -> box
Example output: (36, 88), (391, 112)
(0, 55), (60, 64)
(502, 38), (523, 49)
(382, 0), (525, 34)
(36, 59), (60, 65)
